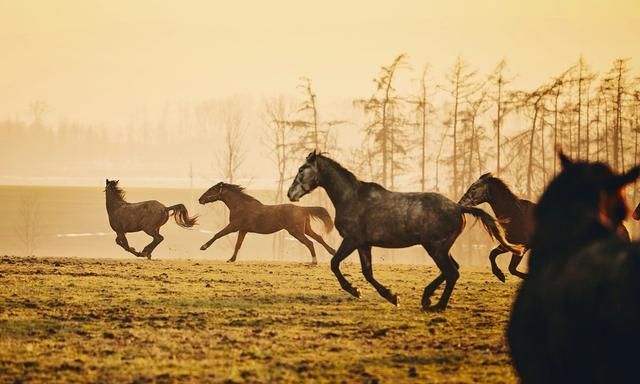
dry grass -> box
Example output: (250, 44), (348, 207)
(0, 255), (520, 383)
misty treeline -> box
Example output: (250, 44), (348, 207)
(2, 56), (640, 205)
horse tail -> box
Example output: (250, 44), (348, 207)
(305, 206), (334, 233)
(166, 204), (198, 228)
(460, 205), (524, 255)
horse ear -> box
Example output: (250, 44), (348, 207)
(616, 166), (640, 189)
(480, 172), (491, 179)
(106, 178), (109, 185)
(558, 150), (573, 169)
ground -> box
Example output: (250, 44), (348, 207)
(0, 256), (520, 383)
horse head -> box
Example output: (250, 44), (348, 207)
(459, 173), (493, 206)
(199, 182), (226, 204)
(104, 179), (120, 193)
(288, 151), (321, 202)
(537, 151), (639, 239)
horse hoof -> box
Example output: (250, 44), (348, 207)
(494, 271), (506, 283)
(387, 294), (399, 306)
(200, 245), (208, 251)
(226, 258), (236, 263)
(348, 288), (360, 299)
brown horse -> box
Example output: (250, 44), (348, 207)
(459, 173), (535, 282)
(105, 179), (198, 259)
(198, 182), (336, 264)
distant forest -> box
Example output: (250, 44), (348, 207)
(3, 56), (639, 204)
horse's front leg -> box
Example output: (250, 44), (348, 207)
(330, 240), (358, 298)
(116, 233), (142, 257)
(200, 224), (237, 251)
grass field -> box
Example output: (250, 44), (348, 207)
(0, 255), (520, 383)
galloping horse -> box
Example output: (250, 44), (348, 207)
(287, 151), (523, 311)
(199, 182), (335, 264)
(459, 173), (534, 282)
(105, 179), (198, 259)
(508, 152), (640, 383)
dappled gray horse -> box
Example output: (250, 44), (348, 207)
(105, 179), (198, 259)
(287, 151), (523, 311)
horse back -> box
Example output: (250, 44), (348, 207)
(109, 200), (168, 232)
(337, 188), (462, 247)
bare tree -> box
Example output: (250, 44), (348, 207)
(287, 78), (346, 155)
(489, 60), (513, 176)
(442, 57), (478, 197)
(263, 96), (299, 259)
(407, 65), (434, 191)
(355, 53), (408, 188)
(15, 192), (40, 256)
(218, 98), (246, 184)
(27, 100), (47, 128)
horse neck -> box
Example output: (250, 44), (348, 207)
(105, 191), (127, 213)
(486, 181), (519, 217)
(220, 191), (260, 212)
(317, 158), (360, 211)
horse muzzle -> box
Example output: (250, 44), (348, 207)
(287, 186), (302, 202)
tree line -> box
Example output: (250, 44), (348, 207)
(2, 56), (639, 205)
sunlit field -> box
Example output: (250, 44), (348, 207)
(0, 256), (519, 383)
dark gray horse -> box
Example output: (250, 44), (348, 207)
(508, 152), (640, 383)
(287, 151), (523, 311)
(105, 179), (198, 259)
(459, 173), (535, 282)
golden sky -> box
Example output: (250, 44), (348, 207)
(1, 0), (639, 125)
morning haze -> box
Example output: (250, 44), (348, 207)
(1, 0), (639, 259)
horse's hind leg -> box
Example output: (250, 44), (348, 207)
(116, 233), (142, 257)
(305, 225), (336, 255)
(422, 245), (459, 311)
(141, 229), (164, 260)
(508, 251), (528, 280)
(228, 231), (247, 263)
(489, 246), (508, 283)
(287, 228), (317, 265)
(358, 247), (397, 305)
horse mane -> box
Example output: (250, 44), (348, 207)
(224, 184), (262, 204)
(485, 176), (519, 201)
(316, 153), (360, 185)
(107, 183), (127, 202)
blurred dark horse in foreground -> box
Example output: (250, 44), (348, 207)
(199, 182), (335, 264)
(508, 152), (640, 383)
(287, 151), (523, 311)
(105, 179), (198, 259)
(459, 173), (535, 282)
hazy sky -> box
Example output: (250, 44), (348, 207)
(1, 0), (639, 126)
